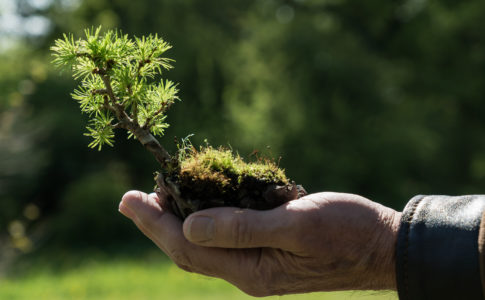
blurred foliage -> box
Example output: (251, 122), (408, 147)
(52, 164), (142, 246)
(1, 0), (485, 253)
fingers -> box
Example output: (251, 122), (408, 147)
(182, 205), (297, 250)
(118, 191), (259, 278)
(119, 191), (180, 253)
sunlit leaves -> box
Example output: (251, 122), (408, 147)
(71, 77), (105, 114)
(72, 57), (96, 80)
(141, 80), (179, 136)
(51, 26), (179, 150)
(84, 112), (115, 150)
(134, 34), (174, 78)
(51, 33), (78, 69)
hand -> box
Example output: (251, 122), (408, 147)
(119, 191), (401, 296)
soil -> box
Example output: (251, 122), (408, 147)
(155, 172), (307, 219)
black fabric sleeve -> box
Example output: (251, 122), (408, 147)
(395, 195), (485, 300)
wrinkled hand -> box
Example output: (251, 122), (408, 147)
(119, 191), (401, 296)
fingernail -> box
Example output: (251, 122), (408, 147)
(187, 216), (214, 242)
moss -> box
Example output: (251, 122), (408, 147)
(164, 146), (290, 211)
(178, 146), (288, 188)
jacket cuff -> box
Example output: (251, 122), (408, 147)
(396, 195), (485, 300)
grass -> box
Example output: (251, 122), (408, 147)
(0, 251), (398, 300)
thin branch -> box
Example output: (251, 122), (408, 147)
(97, 70), (172, 168)
(143, 100), (173, 129)
(131, 47), (159, 125)
(92, 89), (109, 95)
(130, 125), (172, 167)
(112, 122), (124, 129)
(100, 73), (130, 119)
(102, 95), (117, 115)
(135, 59), (150, 78)
(132, 102), (139, 125)
(135, 47), (157, 78)
(101, 74), (118, 104)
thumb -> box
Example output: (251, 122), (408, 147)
(182, 206), (294, 249)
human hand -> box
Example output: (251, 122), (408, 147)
(119, 191), (401, 296)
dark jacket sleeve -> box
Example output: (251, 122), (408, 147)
(395, 195), (485, 300)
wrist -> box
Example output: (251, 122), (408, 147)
(367, 209), (401, 291)
(385, 210), (401, 290)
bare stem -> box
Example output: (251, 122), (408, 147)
(130, 125), (172, 167)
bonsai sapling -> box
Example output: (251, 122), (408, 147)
(51, 27), (306, 219)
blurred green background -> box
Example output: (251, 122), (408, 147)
(1, 0), (484, 298)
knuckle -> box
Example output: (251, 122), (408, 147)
(143, 212), (165, 231)
(239, 280), (275, 297)
(231, 217), (252, 247)
(285, 215), (311, 248)
(169, 248), (192, 270)
(243, 260), (277, 297)
(237, 275), (273, 297)
(293, 209), (320, 234)
(233, 251), (286, 297)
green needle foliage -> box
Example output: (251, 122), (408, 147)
(51, 26), (179, 155)
(51, 27), (299, 219)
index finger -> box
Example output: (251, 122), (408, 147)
(119, 191), (261, 278)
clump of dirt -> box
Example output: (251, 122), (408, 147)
(156, 146), (306, 219)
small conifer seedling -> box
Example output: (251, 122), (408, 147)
(51, 27), (306, 219)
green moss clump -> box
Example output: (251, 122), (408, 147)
(179, 146), (288, 187)
(165, 146), (290, 211)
